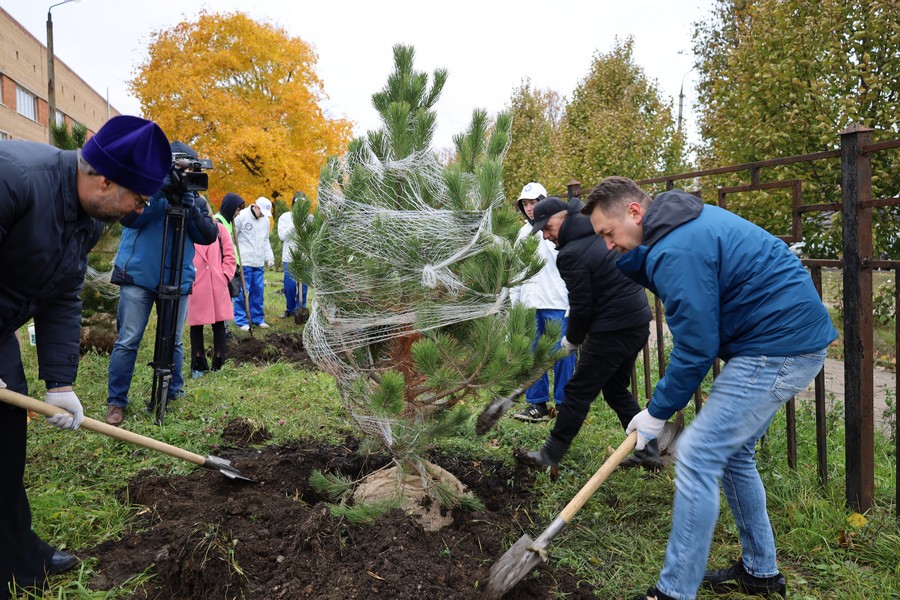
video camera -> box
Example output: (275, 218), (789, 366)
(167, 152), (213, 195)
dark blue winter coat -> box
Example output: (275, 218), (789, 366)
(615, 190), (838, 420)
(0, 142), (104, 386)
(111, 183), (217, 294)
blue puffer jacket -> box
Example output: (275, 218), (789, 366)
(616, 190), (838, 420)
(111, 185), (217, 294)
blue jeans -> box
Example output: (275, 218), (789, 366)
(107, 285), (188, 408)
(525, 309), (576, 406)
(283, 265), (307, 313)
(233, 266), (265, 326)
(656, 350), (827, 600)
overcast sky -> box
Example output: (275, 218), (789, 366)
(4, 0), (711, 150)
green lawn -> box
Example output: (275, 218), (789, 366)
(14, 270), (900, 598)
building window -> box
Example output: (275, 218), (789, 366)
(0, 130), (9, 140)
(16, 86), (37, 121)
(54, 110), (65, 127)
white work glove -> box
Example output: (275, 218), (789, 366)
(561, 336), (579, 356)
(45, 390), (84, 431)
(0, 377), (5, 388)
(266, 260), (275, 269)
(626, 409), (667, 451)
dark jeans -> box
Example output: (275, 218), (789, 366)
(190, 322), (227, 372)
(548, 324), (650, 447)
(0, 334), (55, 598)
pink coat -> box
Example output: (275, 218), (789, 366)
(188, 222), (237, 326)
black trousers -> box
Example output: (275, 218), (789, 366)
(549, 324), (650, 447)
(0, 334), (55, 599)
(190, 322), (227, 373)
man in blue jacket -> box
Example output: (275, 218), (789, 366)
(105, 141), (218, 426)
(583, 176), (837, 600)
(0, 116), (171, 598)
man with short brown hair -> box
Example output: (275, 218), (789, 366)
(584, 175), (837, 600)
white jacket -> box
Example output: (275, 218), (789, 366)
(277, 211), (298, 263)
(233, 207), (274, 268)
(509, 223), (569, 310)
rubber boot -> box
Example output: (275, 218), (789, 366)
(514, 437), (570, 478)
(619, 438), (662, 470)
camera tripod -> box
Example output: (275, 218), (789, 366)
(146, 192), (190, 425)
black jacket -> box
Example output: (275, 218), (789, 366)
(0, 142), (104, 385)
(555, 198), (651, 343)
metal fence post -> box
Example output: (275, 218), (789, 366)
(840, 123), (875, 512)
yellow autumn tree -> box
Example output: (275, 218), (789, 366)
(130, 11), (352, 203)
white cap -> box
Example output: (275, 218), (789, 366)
(518, 182), (548, 201)
(254, 196), (273, 217)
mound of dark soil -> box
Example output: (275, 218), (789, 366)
(87, 439), (593, 599)
(229, 332), (314, 368)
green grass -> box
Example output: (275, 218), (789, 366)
(16, 271), (900, 598)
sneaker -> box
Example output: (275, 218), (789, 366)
(106, 405), (124, 427)
(280, 311), (292, 318)
(256, 322), (270, 329)
(620, 438), (663, 470)
(703, 559), (786, 597)
(238, 324), (250, 331)
(512, 403), (551, 422)
(630, 587), (675, 600)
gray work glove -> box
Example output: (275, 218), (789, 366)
(561, 336), (579, 356)
(45, 390), (84, 430)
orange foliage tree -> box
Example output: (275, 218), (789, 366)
(130, 11), (352, 204)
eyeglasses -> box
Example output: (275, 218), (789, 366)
(134, 193), (150, 209)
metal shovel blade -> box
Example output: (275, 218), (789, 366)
(203, 455), (258, 483)
(656, 410), (685, 456)
(485, 534), (544, 599)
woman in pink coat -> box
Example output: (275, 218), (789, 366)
(188, 220), (237, 376)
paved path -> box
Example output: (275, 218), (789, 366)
(647, 321), (895, 436)
(796, 358), (895, 436)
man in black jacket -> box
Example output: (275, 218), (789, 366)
(518, 196), (659, 470)
(0, 115), (171, 598)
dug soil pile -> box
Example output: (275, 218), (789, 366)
(88, 437), (594, 599)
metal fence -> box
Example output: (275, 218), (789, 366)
(566, 124), (899, 515)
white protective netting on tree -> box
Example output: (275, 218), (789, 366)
(302, 146), (510, 446)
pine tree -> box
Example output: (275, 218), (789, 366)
(296, 45), (556, 528)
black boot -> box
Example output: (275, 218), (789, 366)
(619, 438), (662, 470)
(703, 558), (786, 597)
(514, 437), (570, 478)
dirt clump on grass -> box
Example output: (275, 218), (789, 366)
(87, 439), (593, 599)
(221, 417), (273, 447)
(228, 331), (314, 368)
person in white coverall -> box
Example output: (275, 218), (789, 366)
(233, 196), (275, 330)
(509, 182), (577, 422)
(277, 195), (307, 319)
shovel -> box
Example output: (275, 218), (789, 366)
(485, 431), (637, 599)
(476, 361), (561, 436)
(0, 388), (257, 483)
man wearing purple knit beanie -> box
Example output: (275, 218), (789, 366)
(0, 115), (170, 598)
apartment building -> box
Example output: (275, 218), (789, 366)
(0, 7), (119, 143)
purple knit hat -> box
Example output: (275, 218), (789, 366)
(81, 115), (171, 197)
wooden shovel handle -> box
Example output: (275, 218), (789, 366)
(559, 431), (637, 523)
(0, 388), (205, 466)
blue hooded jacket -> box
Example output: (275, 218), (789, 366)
(616, 190), (838, 420)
